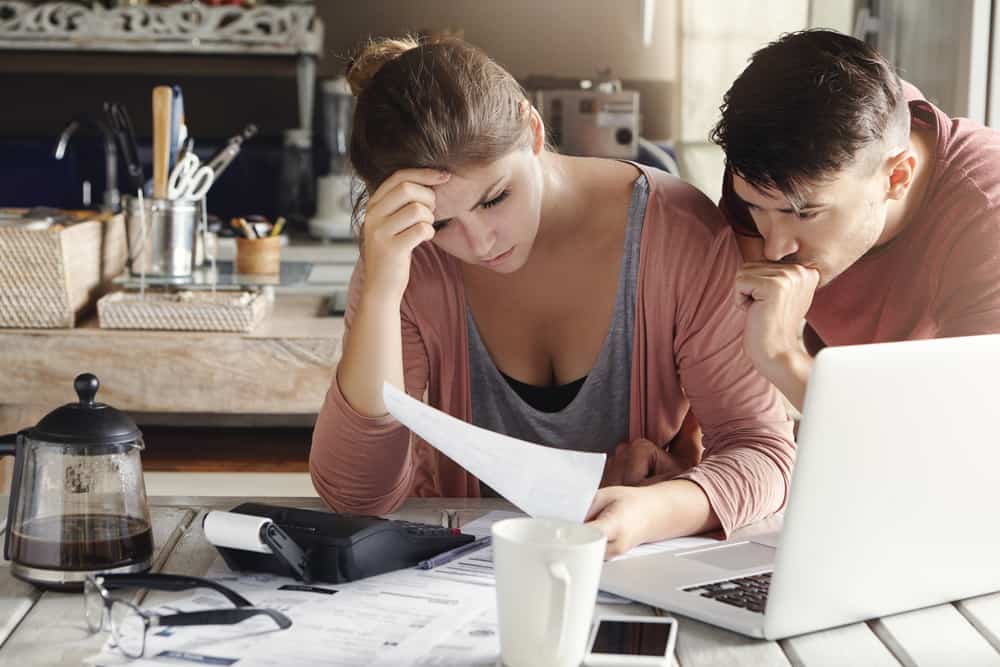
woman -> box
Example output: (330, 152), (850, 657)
(310, 36), (794, 557)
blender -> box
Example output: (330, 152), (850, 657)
(309, 76), (356, 240)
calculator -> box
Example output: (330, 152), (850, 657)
(214, 503), (475, 583)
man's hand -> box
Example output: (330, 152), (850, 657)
(734, 261), (819, 365)
(734, 261), (819, 411)
(601, 412), (703, 487)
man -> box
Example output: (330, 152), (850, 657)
(712, 29), (1000, 411)
(605, 28), (1000, 486)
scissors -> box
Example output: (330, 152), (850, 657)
(167, 152), (215, 201)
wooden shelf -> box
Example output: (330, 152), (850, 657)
(0, 2), (323, 57)
(0, 3), (323, 138)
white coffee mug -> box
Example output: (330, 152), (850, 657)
(492, 517), (607, 667)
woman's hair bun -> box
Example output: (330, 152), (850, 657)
(346, 35), (421, 97)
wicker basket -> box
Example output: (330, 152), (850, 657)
(0, 214), (127, 328)
(97, 289), (272, 333)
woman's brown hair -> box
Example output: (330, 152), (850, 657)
(347, 35), (531, 231)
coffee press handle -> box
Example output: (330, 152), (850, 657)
(0, 432), (25, 562)
(0, 431), (16, 456)
(546, 561), (572, 660)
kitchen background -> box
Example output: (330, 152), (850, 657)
(0, 0), (993, 496)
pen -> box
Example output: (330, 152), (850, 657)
(416, 536), (491, 570)
(236, 217), (257, 239)
(271, 217), (286, 237)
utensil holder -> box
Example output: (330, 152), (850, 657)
(124, 196), (203, 277)
(235, 236), (281, 274)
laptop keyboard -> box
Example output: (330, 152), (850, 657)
(682, 572), (771, 614)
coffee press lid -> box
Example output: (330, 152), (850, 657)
(29, 373), (141, 446)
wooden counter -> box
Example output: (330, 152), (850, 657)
(0, 295), (342, 425)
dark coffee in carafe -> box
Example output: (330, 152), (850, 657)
(10, 514), (153, 570)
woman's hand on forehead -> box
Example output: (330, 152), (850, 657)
(368, 168), (450, 208)
(359, 168), (454, 301)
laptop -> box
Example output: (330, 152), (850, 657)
(600, 334), (1000, 639)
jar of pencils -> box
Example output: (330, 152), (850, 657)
(234, 217), (283, 274)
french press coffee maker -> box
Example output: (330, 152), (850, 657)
(0, 373), (153, 589)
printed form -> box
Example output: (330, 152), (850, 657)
(87, 558), (494, 667)
(382, 382), (605, 523)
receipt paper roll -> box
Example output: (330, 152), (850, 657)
(203, 510), (274, 554)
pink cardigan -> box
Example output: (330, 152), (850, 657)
(310, 165), (796, 537)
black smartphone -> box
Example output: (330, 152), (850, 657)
(583, 614), (678, 666)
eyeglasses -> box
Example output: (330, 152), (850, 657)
(84, 573), (292, 659)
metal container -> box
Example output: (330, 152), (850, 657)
(123, 196), (201, 277)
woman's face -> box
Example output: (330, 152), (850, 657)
(428, 137), (545, 273)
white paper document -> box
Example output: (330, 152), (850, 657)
(424, 510), (717, 603)
(382, 382), (605, 523)
(87, 557), (495, 667)
(460, 510), (525, 538)
(413, 606), (501, 666)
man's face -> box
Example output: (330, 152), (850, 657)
(429, 147), (544, 274)
(731, 165), (890, 287)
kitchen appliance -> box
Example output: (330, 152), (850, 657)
(531, 74), (641, 160)
(278, 127), (316, 234)
(0, 373), (153, 590)
(309, 77), (355, 240)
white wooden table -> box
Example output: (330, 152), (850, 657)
(1, 497), (999, 666)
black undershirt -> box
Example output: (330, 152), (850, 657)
(498, 370), (587, 413)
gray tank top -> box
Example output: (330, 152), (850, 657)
(467, 173), (648, 460)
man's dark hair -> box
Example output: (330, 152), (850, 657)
(710, 29), (908, 207)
